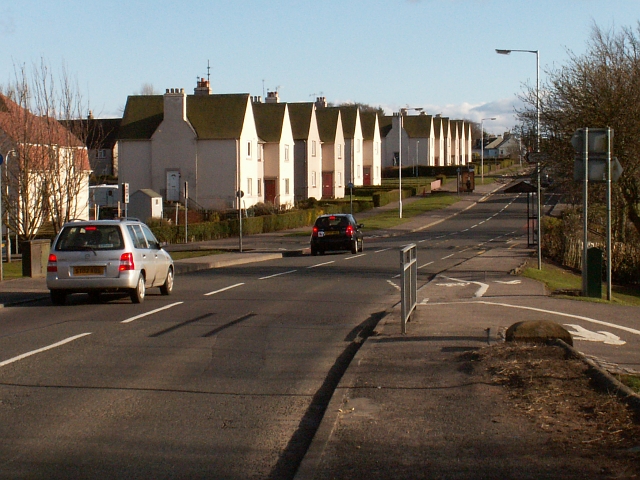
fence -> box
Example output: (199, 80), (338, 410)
(400, 244), (417, 334)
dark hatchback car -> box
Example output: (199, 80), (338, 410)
(310, 214), (364, 255)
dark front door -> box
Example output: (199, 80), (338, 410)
(322, 172), (334, 198)
(264, 179), (277, 204)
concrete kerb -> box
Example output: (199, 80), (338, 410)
(552, 338), (640, 415)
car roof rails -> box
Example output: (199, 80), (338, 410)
(119, 217), (141, 222)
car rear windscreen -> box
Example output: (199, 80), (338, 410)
(56, 225), (124, 251)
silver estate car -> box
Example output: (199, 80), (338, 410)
(46, 219), (174, 305)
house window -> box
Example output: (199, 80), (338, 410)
(247, 178), (253, 195)
(96, 149), (107, 159)
(356, 139), (361, 153)
(257, 178), (262, 196)
(311, 171), (317, 188)
(284, 178), (290, 195)
(247, 141), (252, 159)
(375, 142), (379, 154)
(312, 140), (317, 157)
(285, 145), (290, 162)
(337, 172), (342, 187)
(357, 165), (361, 179)
(337, 144), (342, 159)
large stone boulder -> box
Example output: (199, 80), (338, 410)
(505, 320), (573, 346)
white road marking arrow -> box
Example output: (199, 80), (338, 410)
(494, 280), (521, 285)
(564, 324), (626, 345)
(436, 282), (470, 287)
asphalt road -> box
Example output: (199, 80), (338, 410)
(0, 188), (638, 479)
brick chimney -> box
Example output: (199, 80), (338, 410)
(265, 91), (280, 103)
(194, 78), (212, 96)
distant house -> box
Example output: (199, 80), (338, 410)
(382, 112), (434, 171)
(118, 80), (262, 211)
(0, 93), (91, 237)
(288, 101), (323, 201)
(360, 111), (382, 186)
(485, 132), (520, 159)
(252, 95), (295, 208)
(334, 106), (364, 187)
(315, 98), (345, 199)
(63, 116), (120, 177)
(402, 113), (435, 168)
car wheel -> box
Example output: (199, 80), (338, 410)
(351, 240), (358, 254)
(130, 273), (146, 303)
(359, 239), (364, 252)
(160, 267), (174, 295)
(50, 290), (66, 306)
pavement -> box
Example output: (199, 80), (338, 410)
(7, 179), (621, 478)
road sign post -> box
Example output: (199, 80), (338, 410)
(572, 128), (618, 299)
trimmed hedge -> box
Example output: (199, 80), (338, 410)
(152, 197), (388, 244)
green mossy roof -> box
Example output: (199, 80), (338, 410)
(252, 103), (286, 142)
(316, 108), (340, 142)
(359, 112), (378, 140)
(402, 114), (433, 138)
(287, 103), (313, 140)
(119, 95), (164, 140)
(118, 93), (250, 140)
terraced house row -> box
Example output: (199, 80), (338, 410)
(114, 79), (473, 211)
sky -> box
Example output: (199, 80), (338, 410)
(1, 0), (639, 135)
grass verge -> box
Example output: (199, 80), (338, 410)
(2, 261), (24, 280)
(520, 260), (640, 306)
(167, 250), (225, 260)
(360, 193), (460, 230)
(617, 374), (640, 394)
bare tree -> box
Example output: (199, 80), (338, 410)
(518, 22), (640, 240)
(138, 83), (158, 95)
(0, 60), (91, 241)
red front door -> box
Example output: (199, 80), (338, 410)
(322, 172), (334, 198)
(264, 179), (276, 204)
(363, 167), (371, 186)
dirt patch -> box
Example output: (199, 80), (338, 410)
(470, 343), (640, 476)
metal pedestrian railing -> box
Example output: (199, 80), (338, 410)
(400, 244), (417, 334)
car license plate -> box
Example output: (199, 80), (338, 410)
(324, 231), (339, 236)
(73, 266), (105, 276)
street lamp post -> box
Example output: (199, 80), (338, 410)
(496, 48), (541, 269)
(480, 117), (496, 183)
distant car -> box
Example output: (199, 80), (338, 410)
(46, 218), (174, 305)
(310, 213), (364, 255)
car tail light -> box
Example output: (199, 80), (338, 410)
(346, 225), (354, 237)
(312, 226), (319, 237)
(119, 252), (135, 271)
(47, 253), (58, 273)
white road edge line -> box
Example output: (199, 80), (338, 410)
(0, 333), (92, 368)
(204, 283), (245, 296)
(344, 254), (366, 260)
(121, 302), (184, 323)
(418, 261), (434, 269)
(307, 261), (335, 268)
(425, 300), (640, 336)
(259, 270), (297, 280)
(375, 248), (392, 253)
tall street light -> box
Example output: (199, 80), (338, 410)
(480, 117), (496, 183)
(496, 48), (541, 269)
